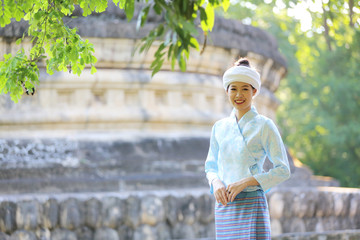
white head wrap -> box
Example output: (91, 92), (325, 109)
(223, 66), (261, 98)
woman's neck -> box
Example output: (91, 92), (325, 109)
(234, 106), (251, 121)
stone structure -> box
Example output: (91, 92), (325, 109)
(0, 2), (301, 193)
(0, 4), (286, 132)
(0, 187), (359, 239)
(0, 1), (338, 194)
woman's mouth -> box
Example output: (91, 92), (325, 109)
(235, 100), (245, 105)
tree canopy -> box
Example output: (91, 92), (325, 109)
(0, 0), (230, 102)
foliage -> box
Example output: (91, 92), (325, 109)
(0, 0), (230, 103)
(221, 0), (360, 187)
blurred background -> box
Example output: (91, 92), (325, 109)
(0, 0), (359, 239)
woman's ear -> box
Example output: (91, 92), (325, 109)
(252, 88), (257, 96)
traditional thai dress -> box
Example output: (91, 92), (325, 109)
(205, 106), (291, 239)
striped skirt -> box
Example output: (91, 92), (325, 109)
(215, 190), (271, 239)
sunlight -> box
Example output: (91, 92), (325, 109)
(287, 1), (314, 32)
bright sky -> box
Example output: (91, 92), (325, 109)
(286, 0), (324, 32)
(273, 0), (325, 32)
(230, 0), (327, 32)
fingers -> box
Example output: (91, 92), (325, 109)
(220, 189), (228, 206)
(215, 188), (228, 206)
(229, 191), (237, 202)
(226, 186), (237, 202)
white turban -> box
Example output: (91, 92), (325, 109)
(223, 66), (261, 98)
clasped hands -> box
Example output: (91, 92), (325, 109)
(213, 177), (258, 206)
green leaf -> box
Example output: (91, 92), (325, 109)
(153, 3), (162, 15)
(222, 0), (230, 12)
(178, 52), (186, 72)
(136, 5), (150, 31)
(151, 59), (164, 77)
(125, 0), (135, 21)
(189, 37), (199, 50)
(204, 3), (215, 31)
(156, 24), (165, 37)
(113, 0), (121, 6)
(180, 19), (199, 36)
(15, 38), (22, 45)
(0, 76), (7, 93)
(90, 65), (97, 74)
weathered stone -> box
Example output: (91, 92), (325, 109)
(196, 194), (215, 224)
(286, 217), (306, 233)
(171, 223), (196, 240)
(117, 224), (133, 240)
(163, 196), (177, 227)
(195, 222), (215, 238)
(0, 232), (10, 240)
(10, 230), (37, 240)
(41, 198), (58, 229)
(35, 228), (51, 240)
(178, 195), (197, 225)
(269, 192), (285, 219)
(273, 229), (360, 240)
(282, 191), (295, 219)
(340, 217), (354, 230)
(0, 202), (16, 233)
(304, 217), (318, 232)
(140, 195), (164, 226)
(124, 196), (141, 229)
(85, 198), (102, 228)
(292, 192), (311, 218)
(59, 198), (83, 230)
(16, 200), (40, 230)
(133, 225), (157, 240)
(76, 226), (93, 240)
(314, 219), (325, 232)
(322, 216), (338, 231)
(304, 191), (317, 218)
(333, 192), (351, 217)
(156, 223), (171, 240)
(94, 228), (119, 240)
(0, 232), (9, 240)
(101, 197), (124, 228)
(51, 229), (77, 240)
(349, 193), (360, 218)
(316, 191), (334, 217)
(271, 219), (283, 236)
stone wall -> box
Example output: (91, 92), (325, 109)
(0, 187), (359, 240)
(268, 187), (360, 236)
(272, 230), (360, 240)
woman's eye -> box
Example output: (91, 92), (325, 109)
(231, 88), (236, 91)
(243, 88), (248, 91)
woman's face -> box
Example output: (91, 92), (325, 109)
(227, 82), (257, 114)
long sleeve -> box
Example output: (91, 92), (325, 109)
(253, 119), (291, 192)
(205, 124), (220, 194)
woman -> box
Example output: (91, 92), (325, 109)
(205, 58), (291, 239)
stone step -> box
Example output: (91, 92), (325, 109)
(0, 135), (210, 193)
(0, 172), (209, 194)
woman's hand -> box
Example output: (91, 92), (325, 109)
(213, 179), (228, 206)
(226, 177), (260, 202)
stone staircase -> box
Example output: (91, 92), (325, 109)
(0, 134), (210, 194)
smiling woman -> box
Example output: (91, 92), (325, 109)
(205, 58), (291, 239)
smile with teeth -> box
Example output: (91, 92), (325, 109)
(235, 100), (245, 104)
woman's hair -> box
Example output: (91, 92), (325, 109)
(234, 58), (251, 68)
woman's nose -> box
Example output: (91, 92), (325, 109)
(236, 91), (243, 97)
